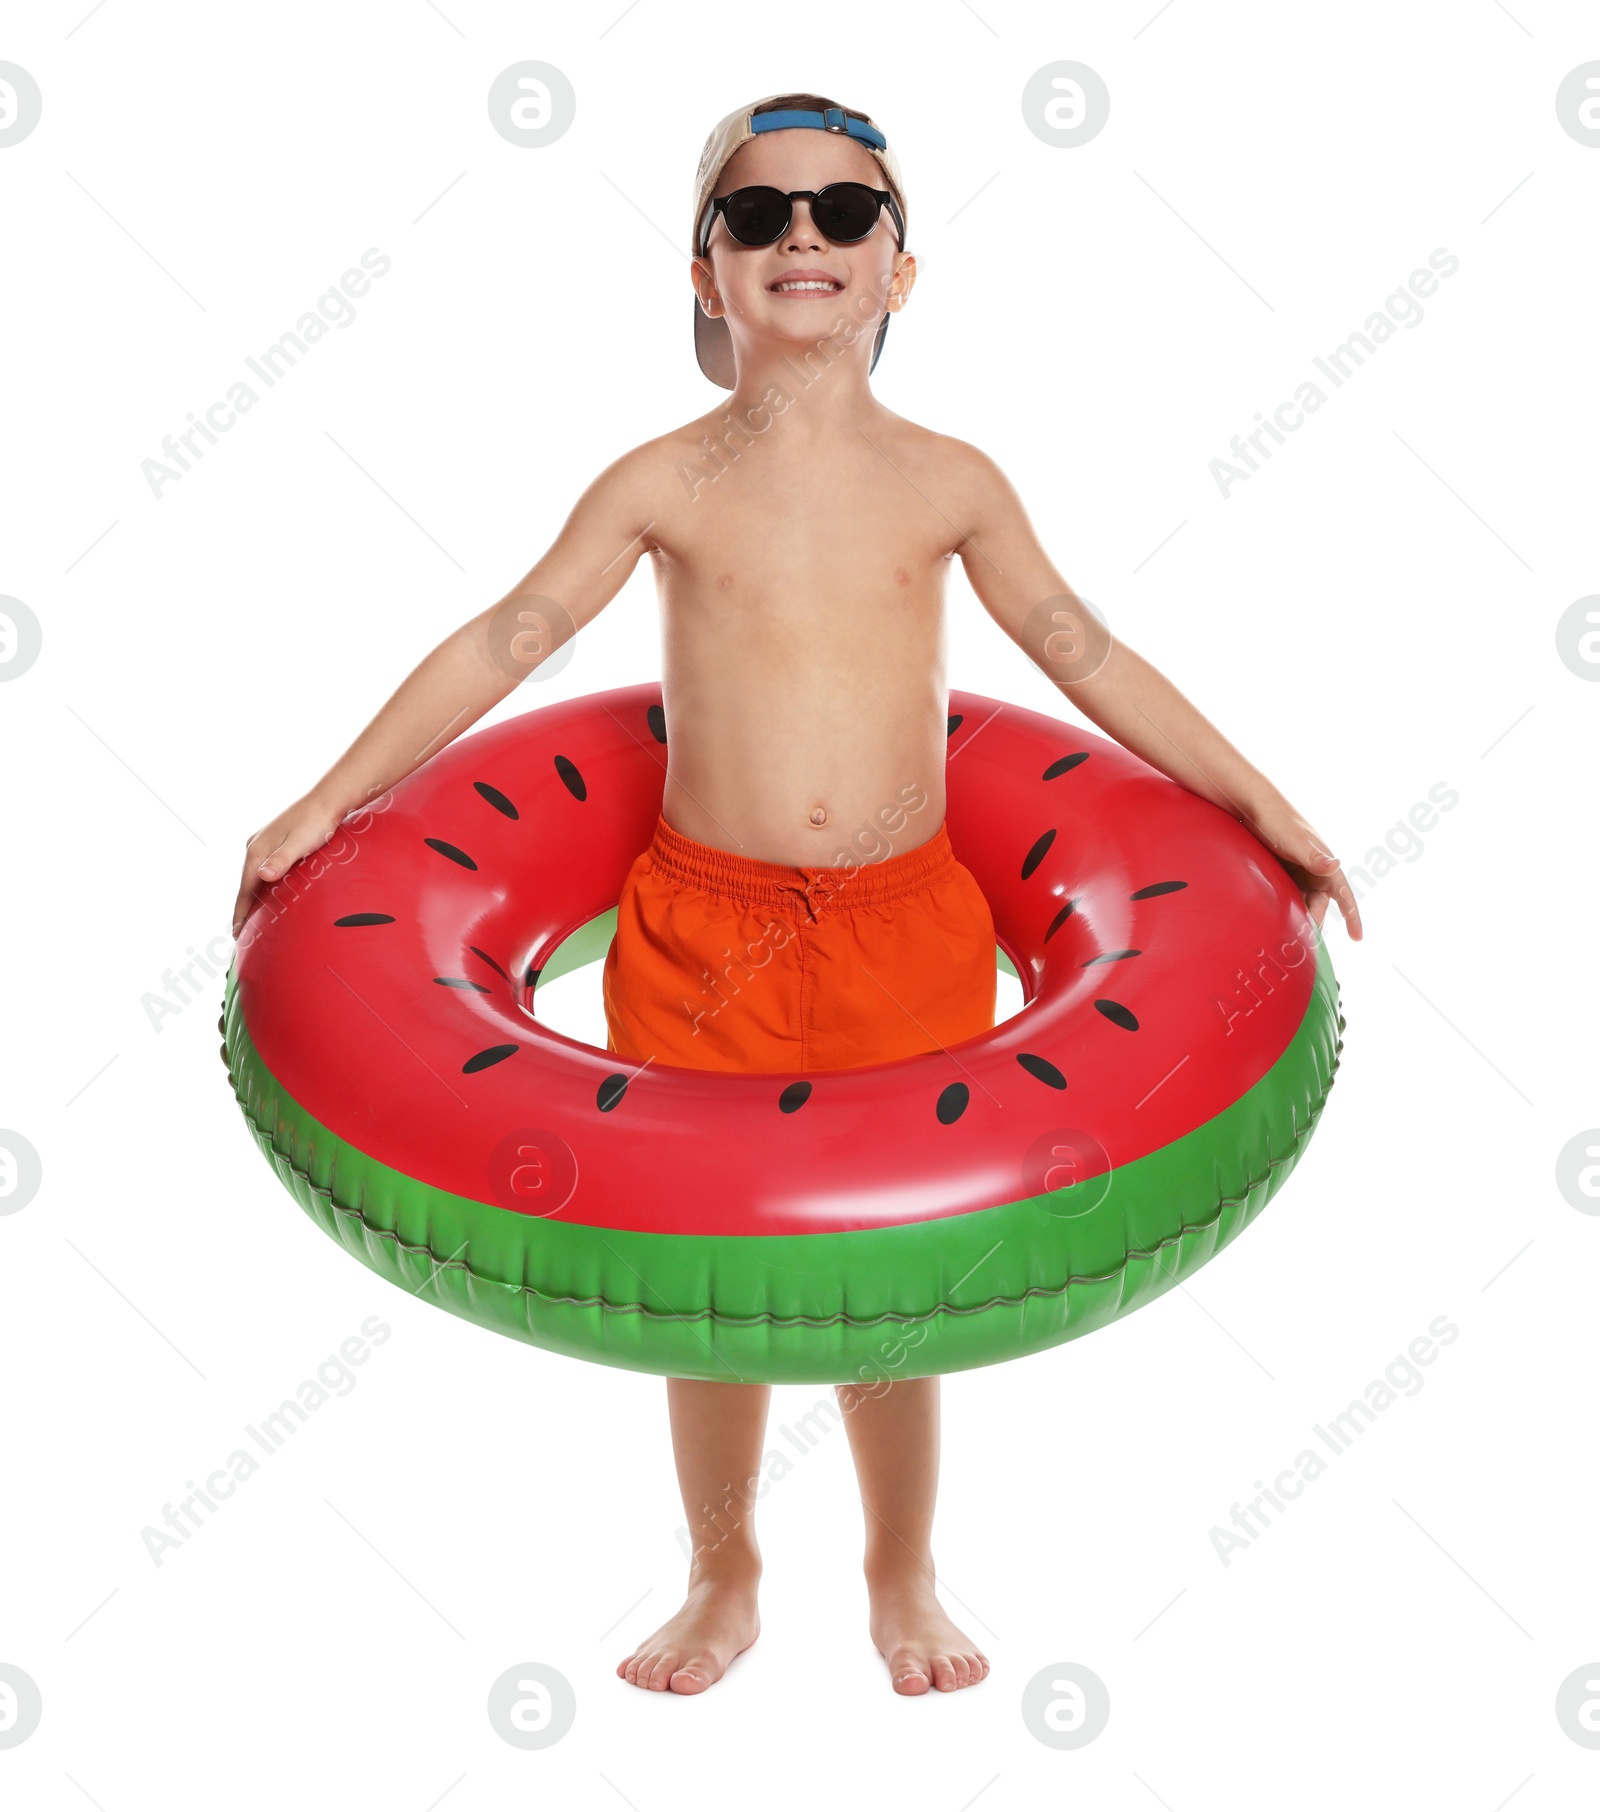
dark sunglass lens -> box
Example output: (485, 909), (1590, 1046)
(722, 187), (790, 244)
(812, 183), (880, 242)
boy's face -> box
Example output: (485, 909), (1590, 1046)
(693, 128), (914, 375)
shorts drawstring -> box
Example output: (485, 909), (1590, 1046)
(780, 879), (821, 923)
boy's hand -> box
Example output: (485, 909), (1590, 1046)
(1244, 802), (1364, 943)
(232, 795), (344, 938)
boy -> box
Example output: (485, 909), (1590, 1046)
(232, 92), (1361, 1697)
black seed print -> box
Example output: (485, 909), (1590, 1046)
(1021, 828), (1056, 880)
(1017, 1052), (1067, 1090)
(1130, 881), (1187, 900)
(936, 1082), (970, 1125)
(1082, 949), (1141, 966)
(469, 946), (511, 983)
(1042, 752), (1090, 780)
(474, 781), (519, 820)
(1094, 999), (1139, 1032)
(779, 1080), (812, 1114)
(554, 754), (587, 801)
(1044, 900), (1077, 942)
(524, 965), (542, 990)
(463, 1044), (517, 1073)
(597, 1072), (629, 1112)
(425, 838), (478, 871)
(947, 713), (963, 736)
(647, 704), (668, 745)
(434, 976), (491, 993)
(217, 1013), (226, 1036)
(334, 912), (396, 927)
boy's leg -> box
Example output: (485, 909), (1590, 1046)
(666, 1377), (771, 1576)
(813, 826), (995, 1691)
(835, 1376), (992, 1695)
(606, 820), (801, 1691)
(615, 1379), (768, 1694)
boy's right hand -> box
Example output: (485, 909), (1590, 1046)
(232, 795), (343, 938)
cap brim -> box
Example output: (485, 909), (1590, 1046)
(694, 302), (738, 389)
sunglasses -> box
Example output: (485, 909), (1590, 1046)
(698, 182), (906, 259)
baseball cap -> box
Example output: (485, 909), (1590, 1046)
(691, 93), (910, 389)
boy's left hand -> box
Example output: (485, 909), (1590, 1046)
(1245, 804), (1364, 942)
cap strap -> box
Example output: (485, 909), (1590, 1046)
(749, 106), (888, 153)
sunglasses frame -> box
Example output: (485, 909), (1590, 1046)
(697, 182), (907, 261)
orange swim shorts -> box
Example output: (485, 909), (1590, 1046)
(602, 812), (997, 1074)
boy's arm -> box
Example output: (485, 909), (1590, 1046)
(231, 450), (657, 935)
(949, 441), (1362, 941)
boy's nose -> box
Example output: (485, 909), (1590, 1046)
(782, 199), (823, 248)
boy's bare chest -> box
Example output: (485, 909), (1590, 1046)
(653, 450), (959, 604)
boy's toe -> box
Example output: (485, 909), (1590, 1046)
(930, 1654), (959, 1691)
(669, 1655), (718, 1693)
(891, 1654), (931, 1694)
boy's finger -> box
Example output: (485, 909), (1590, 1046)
(256, 837), (292, 881)
(233, 843), (280, 933)
(1328, 870), (1364, 941)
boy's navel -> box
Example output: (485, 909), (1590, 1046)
(809, 806), (828, 826)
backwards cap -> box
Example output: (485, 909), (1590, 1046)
(691, 94), (909, 388)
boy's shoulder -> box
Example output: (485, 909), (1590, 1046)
(856, 415), (1017, 505)
(924, 426), (1007, 480)
(584, 414), (740, 498)
(831, 408), (1010, 477)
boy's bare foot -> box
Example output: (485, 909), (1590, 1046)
(867, 1570), (991, 1695)
(616, 1563), (761, 1694)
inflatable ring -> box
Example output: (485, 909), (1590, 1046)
(223, 682), (1342, 1384)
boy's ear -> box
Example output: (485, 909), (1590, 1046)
(886, 252), (918, 314)
(690, 257), (724, 319)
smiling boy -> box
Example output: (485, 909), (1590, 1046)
(233, 91), (1361, 1697)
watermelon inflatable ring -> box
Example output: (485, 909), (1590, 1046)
(223, 682), (1342, 1385)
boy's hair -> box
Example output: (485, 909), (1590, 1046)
(756, 90), (841, 112)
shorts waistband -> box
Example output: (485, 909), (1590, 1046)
(645, 812), (957, 914)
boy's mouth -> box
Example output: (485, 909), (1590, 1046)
(767, 268), (844, 296)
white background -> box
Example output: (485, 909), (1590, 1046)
(2, 0), (1597, 1805)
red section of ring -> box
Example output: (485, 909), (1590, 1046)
(234, 685), (1316, 1238)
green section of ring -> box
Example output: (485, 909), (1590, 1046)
(223, 943), (1340, 1384)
